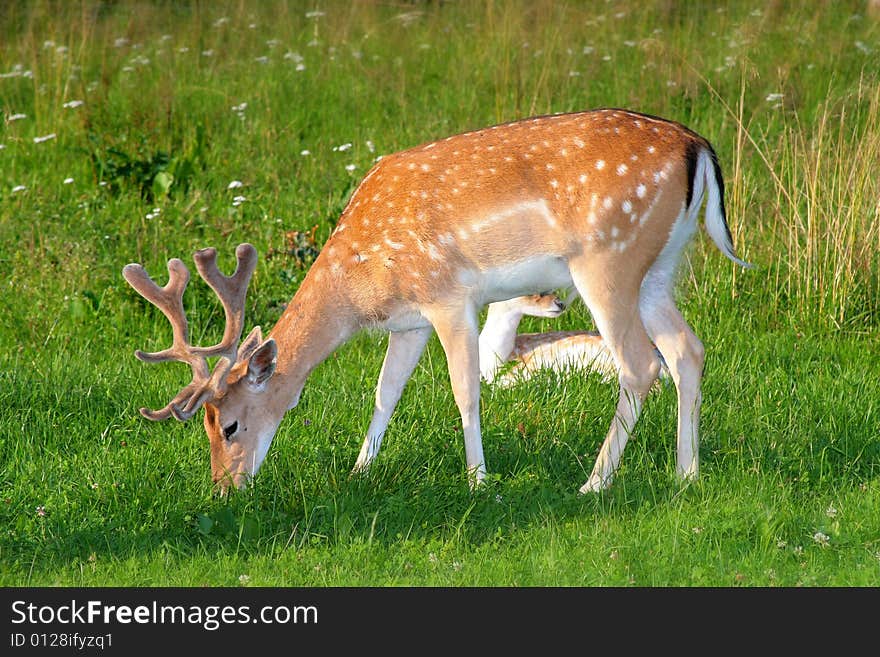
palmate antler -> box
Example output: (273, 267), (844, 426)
(122, 243), (257, 421)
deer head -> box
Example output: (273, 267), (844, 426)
(122, 243), (279, 490)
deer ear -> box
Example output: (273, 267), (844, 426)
(237, 326), (264, 363)
(246, 339), (277, 387)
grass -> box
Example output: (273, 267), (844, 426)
(1, 0), (879, 587)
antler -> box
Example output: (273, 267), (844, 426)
(122, 243), (258, 421)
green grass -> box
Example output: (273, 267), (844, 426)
(1, 0), (879, 586)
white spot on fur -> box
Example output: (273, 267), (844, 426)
(385, 238), (404, 250)
(636, 184), (647, 198)
(603, 197), (613, 210)
(596, 159), (605, 170)
(617, 163), (628, 175)
(622, 200), (632, 213)
(579, 174), (588, 184)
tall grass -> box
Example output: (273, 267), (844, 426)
(1, 1), (879, 586)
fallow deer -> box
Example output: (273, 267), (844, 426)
(123, 108), (749, 494)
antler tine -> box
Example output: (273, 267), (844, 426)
(122, 259), (207, 371)
(190, 243), (258, 359)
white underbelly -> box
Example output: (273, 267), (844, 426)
(476, 255), (573, 304)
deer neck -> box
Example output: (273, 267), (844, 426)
(266, 262), (358, 410)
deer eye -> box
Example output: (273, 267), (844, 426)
(222, 421), (238, 440)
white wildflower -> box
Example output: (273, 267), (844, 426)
(345, 164), (356, 172)
(114, 37), (129, 48)
(365, 140), (375, 153)
(812, 531), (830, 547)
(300, 150), (311, 156)
(63, 177), (74, 184)
(63, 100), (84, 109)
(7, 113), (27, 122)
(295, 63), (306, 71)
(34, 133), (57, 143)
(11, 185), (26, 193)
(227, 180), (244, 189)
(766, 93), (784, 102)
(825, 504), (837, 518)
(333, 143), (352, 152)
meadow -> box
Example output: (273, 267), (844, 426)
(0, 0), (878, 586)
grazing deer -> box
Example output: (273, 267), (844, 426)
(123, 108), (749, 494)
(479, 292), (669, 387)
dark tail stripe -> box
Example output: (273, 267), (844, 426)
(684, 140), (700, 209)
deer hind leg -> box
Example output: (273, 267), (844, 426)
(426, 303), (486, 489)
(640, 275), (704, 482)
(352, 326), (433, 474)
(571, 263), (663, 494)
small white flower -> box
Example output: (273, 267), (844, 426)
(63, 177), (74, 184)
(63, 99), (84, 109)
(34, 133), (57, 143)
(306, 11), (326, 18)
(345, 164), (356, 172)
(202, 49), (214, 57)
(365, 140), (375, 153)
(776, 540), (787, 549)
(238, 574), (251, 585)
(300, 149), (311, 156)
(766, 93), (784, 102)
(7, 113), (27, 122)
(825, 504), (838, 518)
(99, 181), (108, 187)
(0, 144), (5, 149)
(812, 531), (830, 547)
(284, 51), (304, 63)
(295, 63), (306, 71)
(11, 185), (26, 193)
(254, 56), (269, 64)
(333, 142), (352, 152)
(114, 37), (129, 48)
(227, 180), (244, 189)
